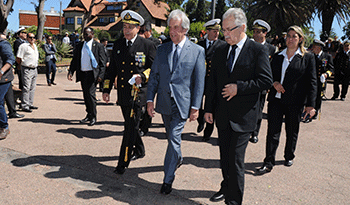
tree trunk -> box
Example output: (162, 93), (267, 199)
(321, 11), (335, 41)
(35, 0), (46, 40)
(0, 0), (15, 33)
(81, 0), (104, 34)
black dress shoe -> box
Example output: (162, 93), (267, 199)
(114, 166), (125, 174)
(51, 82), (56, 85)
(88, 118), (96, 126)
(197, 122), (205, 133)
(302, 118), (312, 123)
(160, 183), (172, 195)
(80, 117), (90, 123)
(202, 136), (210, 142)
(209, 190), (225, 202)
(341, 97), (345, 101)
(249, 135), (258, 143)
(256, 165), (272, 175)
(22, 108), (32, 113)
(284, 160), (293, 167)
(131, 153), (145, 161)
(330, 96), (336, 100)
(29, 106), (38, 109)
(8, 113), (25, 118)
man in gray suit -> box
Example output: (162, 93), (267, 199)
(147, 9), (206, 195)
(43, 36), (58, 86)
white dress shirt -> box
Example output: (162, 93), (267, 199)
(227, 34), (247, 70)
(81, 39), (94, 71)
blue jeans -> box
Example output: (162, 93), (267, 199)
(161, 99), (187, 184)
(0, 82), (11, 129)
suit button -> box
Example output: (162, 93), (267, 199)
(122, 70), (124, 72)
(122, 62), (125, 64)
(121, 85), (124, 88)
(131, 62), (133, 65)
(121, 78), (124, 80)
(131, 70), (133, 73)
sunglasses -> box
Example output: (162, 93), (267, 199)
(28, 36), (35, 39)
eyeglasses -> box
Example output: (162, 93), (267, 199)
(28, 36), (35, 39)
(221, 25), (241, 33)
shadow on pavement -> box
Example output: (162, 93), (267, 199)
(57, 128), (123, 139)
(11, 154), (212, 204)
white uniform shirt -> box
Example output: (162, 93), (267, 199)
(17, 43), (39, 68)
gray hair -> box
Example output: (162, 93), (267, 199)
(223, 8), (247, 32)
(167, 9), (190, 33)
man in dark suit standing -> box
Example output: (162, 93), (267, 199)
(308, 39), (333, 121)
(147, 9), (205, 195)
(103, 10), (156, 175)
(204, 8), (273, 204)
(196, 19), (226, 142)
(331, 40), (350, 101)
(67, 27), (107, 126)
(13, 27), (27, 90)
(250, 19), (276, 143)
(43, 36), (58, 86)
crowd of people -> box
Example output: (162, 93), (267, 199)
(1, 6), (349, 205)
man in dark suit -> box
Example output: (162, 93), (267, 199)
(147, 9), (206, 195)
(250, 19), (276, 143)
(67, 27), (107, 126)
(204, 8), (273, 204)
(308, 39), (333, 122)
(331, 40), (350, 101)
(43, 36), (58, 86)
(103, 10), (157, 175)
(13, 27), (27, 90)
(196, 18), (226, 142)
(139, 20), (160, 46)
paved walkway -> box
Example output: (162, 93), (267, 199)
(0, 72), (349, 205)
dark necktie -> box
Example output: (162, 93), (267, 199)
(127, 40), (132, 50)
(227, 45), (237, 73)
(208, 41), (212, 50)
(172, 44), (179, 72)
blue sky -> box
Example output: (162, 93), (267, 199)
(7, 0), (347, 39)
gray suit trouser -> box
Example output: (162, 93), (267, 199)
(161, 98), (187, 184)
(21, 67), (37, 109)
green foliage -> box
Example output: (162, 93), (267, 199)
(194, 0), (207, 22)
(25, 25), (52, 39)
(94, 28), (111, 41)
(53, 39), (73, 59)
(188, 21), (205, 39)
(215, 0), (227, 19)
(152, 28), (160, 38)
(342, 22), (350, 40)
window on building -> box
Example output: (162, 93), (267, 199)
(66, 17), (74, 25)
(106, 5), (122, 10)
(77, 18), (82, 25)
(156, 19), (161, 27)
(99, 18), (104, 23)
(109, 17), (115, 23)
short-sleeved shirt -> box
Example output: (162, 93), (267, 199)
(17, 43), (39, 68)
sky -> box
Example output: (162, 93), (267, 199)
(7, 0), (347, 40)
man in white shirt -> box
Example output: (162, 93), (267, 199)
(16, 33), (39, 112)
(62, 33), (70, 44)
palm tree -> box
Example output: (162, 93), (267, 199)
(314, 0), (350, 41)
(249, 0), (314, 35)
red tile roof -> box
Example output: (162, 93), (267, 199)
(141, 0), (169, 20)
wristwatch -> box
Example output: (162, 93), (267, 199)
(0, 70), (4, 75)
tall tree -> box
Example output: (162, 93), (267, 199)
(32, 0), (46, 40)
(194, 0), (207, 22)
(184, 0), (197, 21)
(249, 0), (314, 35)
(314, 0), (350, 41)
(215, 0), (226, 19)
(0, 0), (15, 33)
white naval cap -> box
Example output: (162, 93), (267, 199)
(16, 27), (26, 34)
(252, 19), (271, 33)
(313, 39), (325, 47)
(121, 10), (144, 25)
(203, 19), (221, 30)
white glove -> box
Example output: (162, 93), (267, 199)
(128, 75), (142, 87)
(320, 74), (326, 83)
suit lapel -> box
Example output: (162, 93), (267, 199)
(167, 42), (173, 73)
